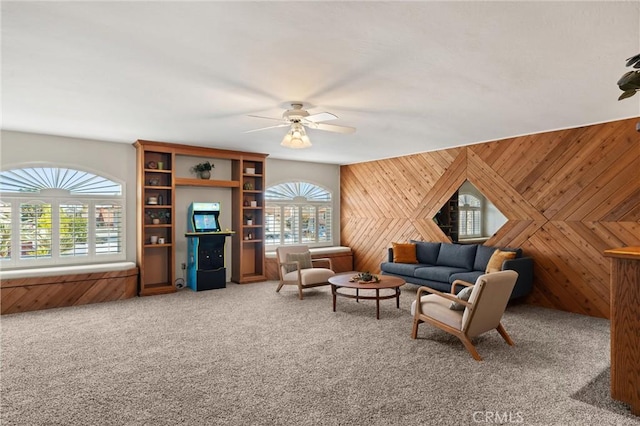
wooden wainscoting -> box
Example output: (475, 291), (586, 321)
(340, 117), (640, 318)
(1, 266), (139, 314)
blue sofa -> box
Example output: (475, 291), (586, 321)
(380, 241), (533, 300)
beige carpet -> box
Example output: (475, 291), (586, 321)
(1, 282), (638, 425)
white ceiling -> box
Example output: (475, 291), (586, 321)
(2, 1), (639, 165)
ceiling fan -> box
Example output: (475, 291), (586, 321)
(245, 103), (356, 149)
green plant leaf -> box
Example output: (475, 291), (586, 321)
(625, 53), (640, 68)
(618, 90), (637, 101)
(617, 71), (640, 90)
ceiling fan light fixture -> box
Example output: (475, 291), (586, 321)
(281, 123), (312, 149)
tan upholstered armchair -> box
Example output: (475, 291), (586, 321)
(276, 245), (335, 300)
(411, 270), (518, 361)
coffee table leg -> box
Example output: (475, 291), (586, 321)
(376, 289), (380, 320)
(396, 288), (401, 309)
(332, 285), (336, 312)
(356, 288), (359, 303)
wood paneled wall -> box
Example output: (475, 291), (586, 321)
(340, 118), (640, 318)
(1, 267), (138, 314)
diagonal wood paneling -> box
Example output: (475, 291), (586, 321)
(1, 267), (138, 314)
(341, 117), (640, 318)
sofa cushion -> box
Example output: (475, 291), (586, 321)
(449, 271), (483, 286)
(473, 245), (497, 272)
(436, 244), (477, 269)
(415, 266), (468, 282)
(486, 249), (517, 273)
(392, 242), (418, 264)
(381, 262), (427, 276)
(410, 240), (441, 265)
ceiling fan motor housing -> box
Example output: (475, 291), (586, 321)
(282, 104), (309, 122)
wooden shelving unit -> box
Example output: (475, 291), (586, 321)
(135, 143), (176, 296)
(435, 191), (459, 243)
(134, 140), (268, 294)
(174, 177), (240, 188)
(231, 156), (267, 283)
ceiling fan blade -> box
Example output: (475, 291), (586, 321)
(244, 124), (290, 133)
(247, 114), (285, 122)
(314, 122), (356, 134)
(305, 112), (338, 123)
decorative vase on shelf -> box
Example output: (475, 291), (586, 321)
(199, 170), (211, 180)
(152, 218), (160, 225)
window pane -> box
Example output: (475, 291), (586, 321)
(60, 203), (89, 257)
(0, 201), (11, 260)
(301, 206), (316, 243)
(264, 205), (279, 246)
(96, 204), (123, 254)
(318, 206), (331, 243)
(265, 181), (332, 247)
(283, 205), (299, 244)
(459, 194), (482, 238)
(20, 203), (52, 259)
(459, 194), (481, 208)
(0, 167), (121, 195)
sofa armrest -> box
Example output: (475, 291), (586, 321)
(388, 247), (394, 263)
(502, 256), (533, 299)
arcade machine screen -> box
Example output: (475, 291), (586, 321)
(193, 213), (220, 232)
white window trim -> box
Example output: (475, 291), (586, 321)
(0, 165), (126, 269)
(265, 181), (333, 248)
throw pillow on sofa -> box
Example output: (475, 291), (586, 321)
(392, 242), (418, 264)
(450, 285), (474, 310)
(485, 250), (517, 273)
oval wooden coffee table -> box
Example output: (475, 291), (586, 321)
(328, 273), (405, 319)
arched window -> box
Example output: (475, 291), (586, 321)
(459, 193), (482, 238)
(264, 182), (332, 247)
(0, 167), (125, 268)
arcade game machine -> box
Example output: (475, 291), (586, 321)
(185, 202), (234, 291)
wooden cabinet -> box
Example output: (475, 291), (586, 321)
(231, 156), (267, 283)
(135, 144), (176, 296)
(603, 247), (640, 416)
(134, 140), (267, 294)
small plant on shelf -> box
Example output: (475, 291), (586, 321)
(146, 210), (171, 224)
(244, 214), (253, 225)
(190, 161), (214, 179)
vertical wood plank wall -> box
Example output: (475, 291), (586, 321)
(340, 118), (640, 318)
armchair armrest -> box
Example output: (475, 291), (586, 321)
(451, 279), (474, 294)
(311, 257), (334, 270)
(277, 260), (300, 280)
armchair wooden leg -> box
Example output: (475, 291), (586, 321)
(411, 318), (421, 339)
(459, 335), (483, 361)
(496, 323), (514, 346)
(298, 285), (304, 300)
(276, 281), (284, 293)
